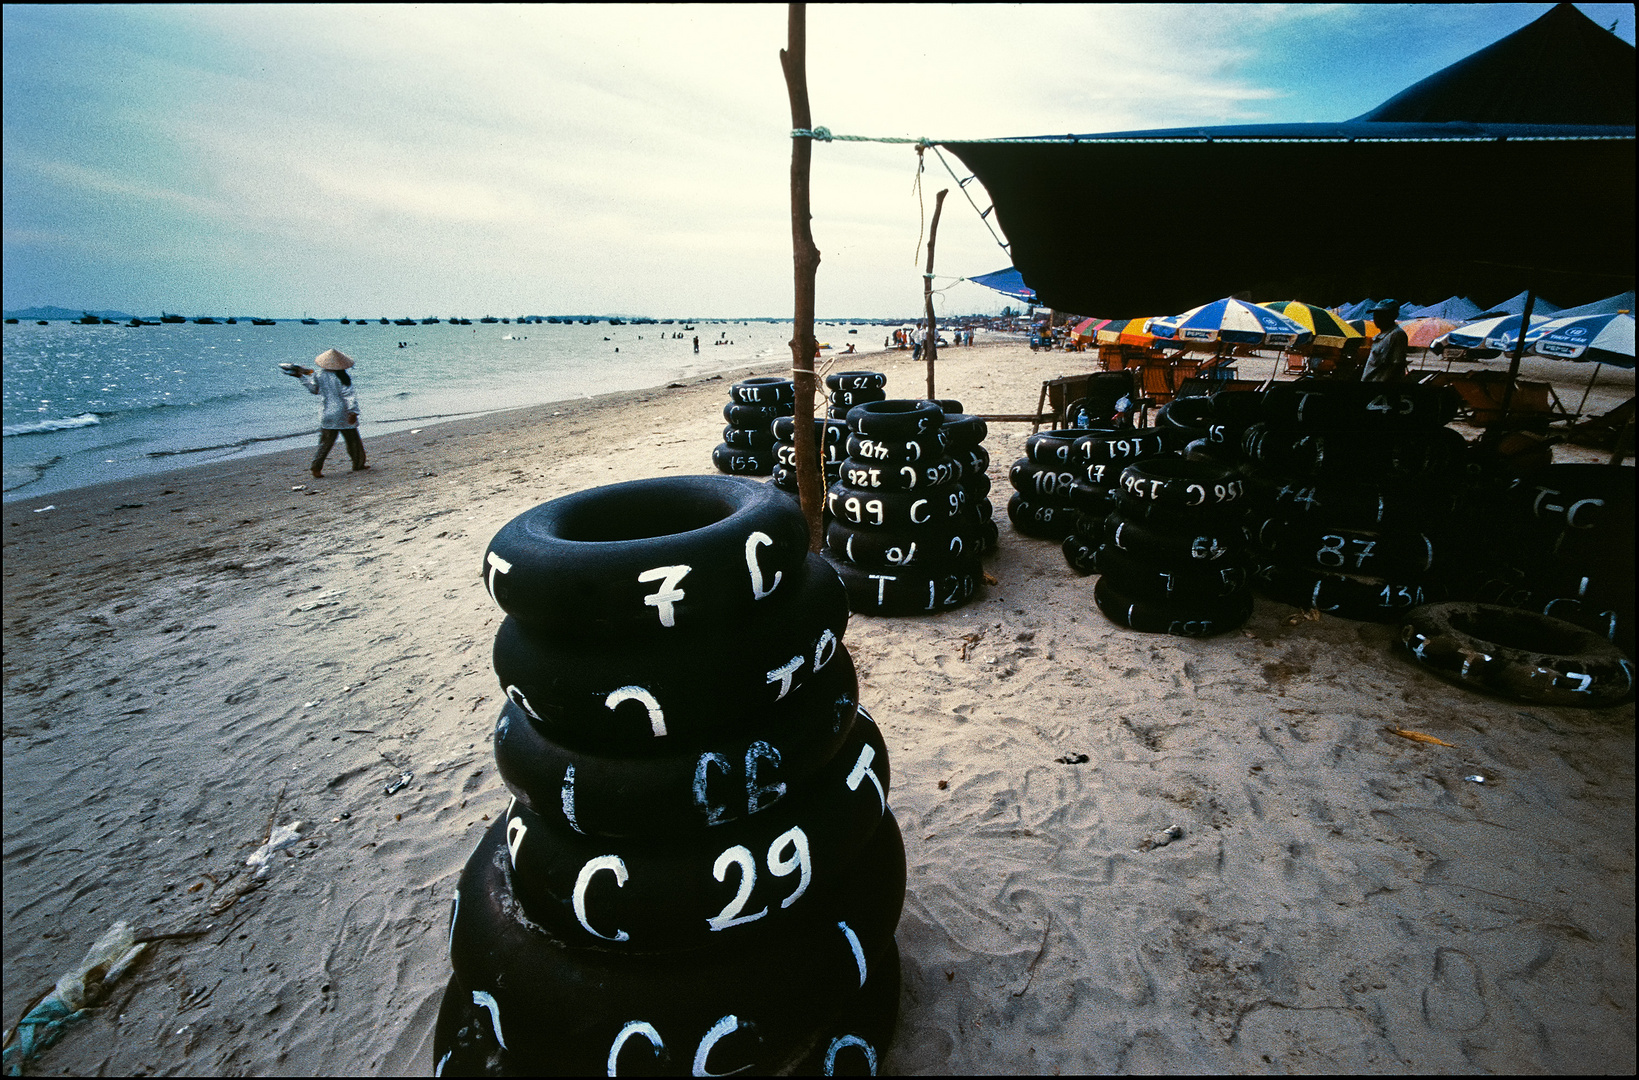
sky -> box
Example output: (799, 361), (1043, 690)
(3, 3), (1634, 320)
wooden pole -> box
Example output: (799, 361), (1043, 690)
(1498, 290), (1534, 421)
(923, 188), (948, 400)
(779, 3), (823, 552)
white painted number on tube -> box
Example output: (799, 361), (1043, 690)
(506, 815), (528, 868)
(638, 564), (691, 627)
(484, 550), (512, 602)
(693, 1014), (750, 1077)
(745, 532), (782, 600)
(839, 920), (868, 987)
(607, 686), (667, 737)
(768, 826), (811, 909)
(766, 655), (804, 700)
(471, 990), (508, 1051)
(823, 1035), (877, 1077)
(607, 1021), (664, 1076)
(846, 743), (886, 813)
(707, 847), (767, 931)
(574, 855), (631, 942)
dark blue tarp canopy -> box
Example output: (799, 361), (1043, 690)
(1402, 297), (1484, 321)
(967, 266), (1038, 305)
(1553, 290), (1636, 317)
(944, 4), (1635, 315)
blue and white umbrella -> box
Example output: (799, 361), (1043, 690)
(1432, 312), (1554, 353)
(1148, 298), (1309, 348)
(1524, 311), (1634, 369)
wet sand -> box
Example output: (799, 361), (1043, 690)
(3, 341), (1633, 1074)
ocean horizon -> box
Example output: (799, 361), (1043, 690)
(3, 318), (939, 502)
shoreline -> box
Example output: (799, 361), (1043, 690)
(3, 341), (1632, 1075)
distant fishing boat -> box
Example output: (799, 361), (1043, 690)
(77, 312), (102, 324)
(4, 318), (18, 324)
(160, 312), (186, 323)
(608, 318), (625, 326)
(194, 316), (219, 324)
(301, 318), (319, 325)
(379, 317), (390, 324)
(421, 317), (440, 324)
(394, 318), (416, 326)
(36, 320), (48, 325)
(480, 316), (499, 324)
(252, 318), (276, 325)
(225, 317), (237, 324)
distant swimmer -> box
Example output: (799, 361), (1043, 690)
(283, 348), (367, 478)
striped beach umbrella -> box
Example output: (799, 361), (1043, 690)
(1524, 311), (1634, 368)
(1095, 317), (1158, 347)
(1435, 312), (1555, 352)
(1401, 317), (1460, 349)
(1259, 301), (1360, 349)
(1151, 298), (1309, 348)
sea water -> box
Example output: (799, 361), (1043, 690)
(2, 319), (883, 501)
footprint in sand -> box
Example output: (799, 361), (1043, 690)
(1422, 946), (1487, 1031)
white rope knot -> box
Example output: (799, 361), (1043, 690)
(791, 127), (834, 141)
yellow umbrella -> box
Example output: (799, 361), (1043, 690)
(1260, 300), (1362, 350)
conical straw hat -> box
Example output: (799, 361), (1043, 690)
(313, 348), (355, 370)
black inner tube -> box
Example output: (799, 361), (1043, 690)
(555, 491), (738, 542)
(1448, 608), (1588, 656)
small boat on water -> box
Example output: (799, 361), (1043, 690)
(4, 318), (17, 324)
(36, 320), (49, 325)
(379, 317), (390, 324)
(160, 312), (186, 323)
(194, 316), (219, 324)
(394, 318), (416, 326)
(225, 317), (237, 324)
(480, 316), (499, 324)
(301, 318), (319, 325)
(252, 318), (276, 325)
(421, 317), (440, 324)
(608, 318), (625, 325)
(77, 312), (102, 324)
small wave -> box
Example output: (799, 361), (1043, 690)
(3, 413), (102, 437)
(147, 430), (313, 457)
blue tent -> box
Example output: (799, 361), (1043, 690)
(1474, 290), (1563, 318)
(1402, 296), (1483, 321)
(967, 266), (1038, 305)
(1552, 290), (1636, 318)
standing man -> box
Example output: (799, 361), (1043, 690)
(693, 335), (699, 353)
(1360, 300), (1409, 382)
(283, 348), (367, 477)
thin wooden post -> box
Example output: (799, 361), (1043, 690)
(779, 3), (823, 551)
(1498, 290), (1534, 421)
(923, 188), (948, 400)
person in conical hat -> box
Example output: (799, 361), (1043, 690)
(282, 348), (367, 477)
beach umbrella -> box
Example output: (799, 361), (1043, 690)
(1260, 300), (1360, 349)
(1347, 317), (1380, 339)
(1402, 317), (1460, 349)
(1524, 311), (1635, 368)
(1071, 316), (1099, 342)
(1151, 298), (1309, 348)
(1437, 312), (1556, 352)
(1094, 317), (1158, 347)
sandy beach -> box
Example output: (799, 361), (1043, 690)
(3, 340), (1633, 1075)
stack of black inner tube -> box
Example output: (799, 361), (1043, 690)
(1092, 454), (1254, 636)
(824, 399), (985, 614)
(1479, 462), (1635, 658)
(1239, 380), (1467, 622)
(825, 370), (888, 420)
(714, 377), (793, 476)
(437, 476), (904, 1075)
(1058, 427), (1177, 572)
(1007, 428), (1106, 542)
(770, 415), (847, 495)
(936, 405), (1000, 555)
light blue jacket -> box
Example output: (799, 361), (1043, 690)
(300, 370), (360, 429)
